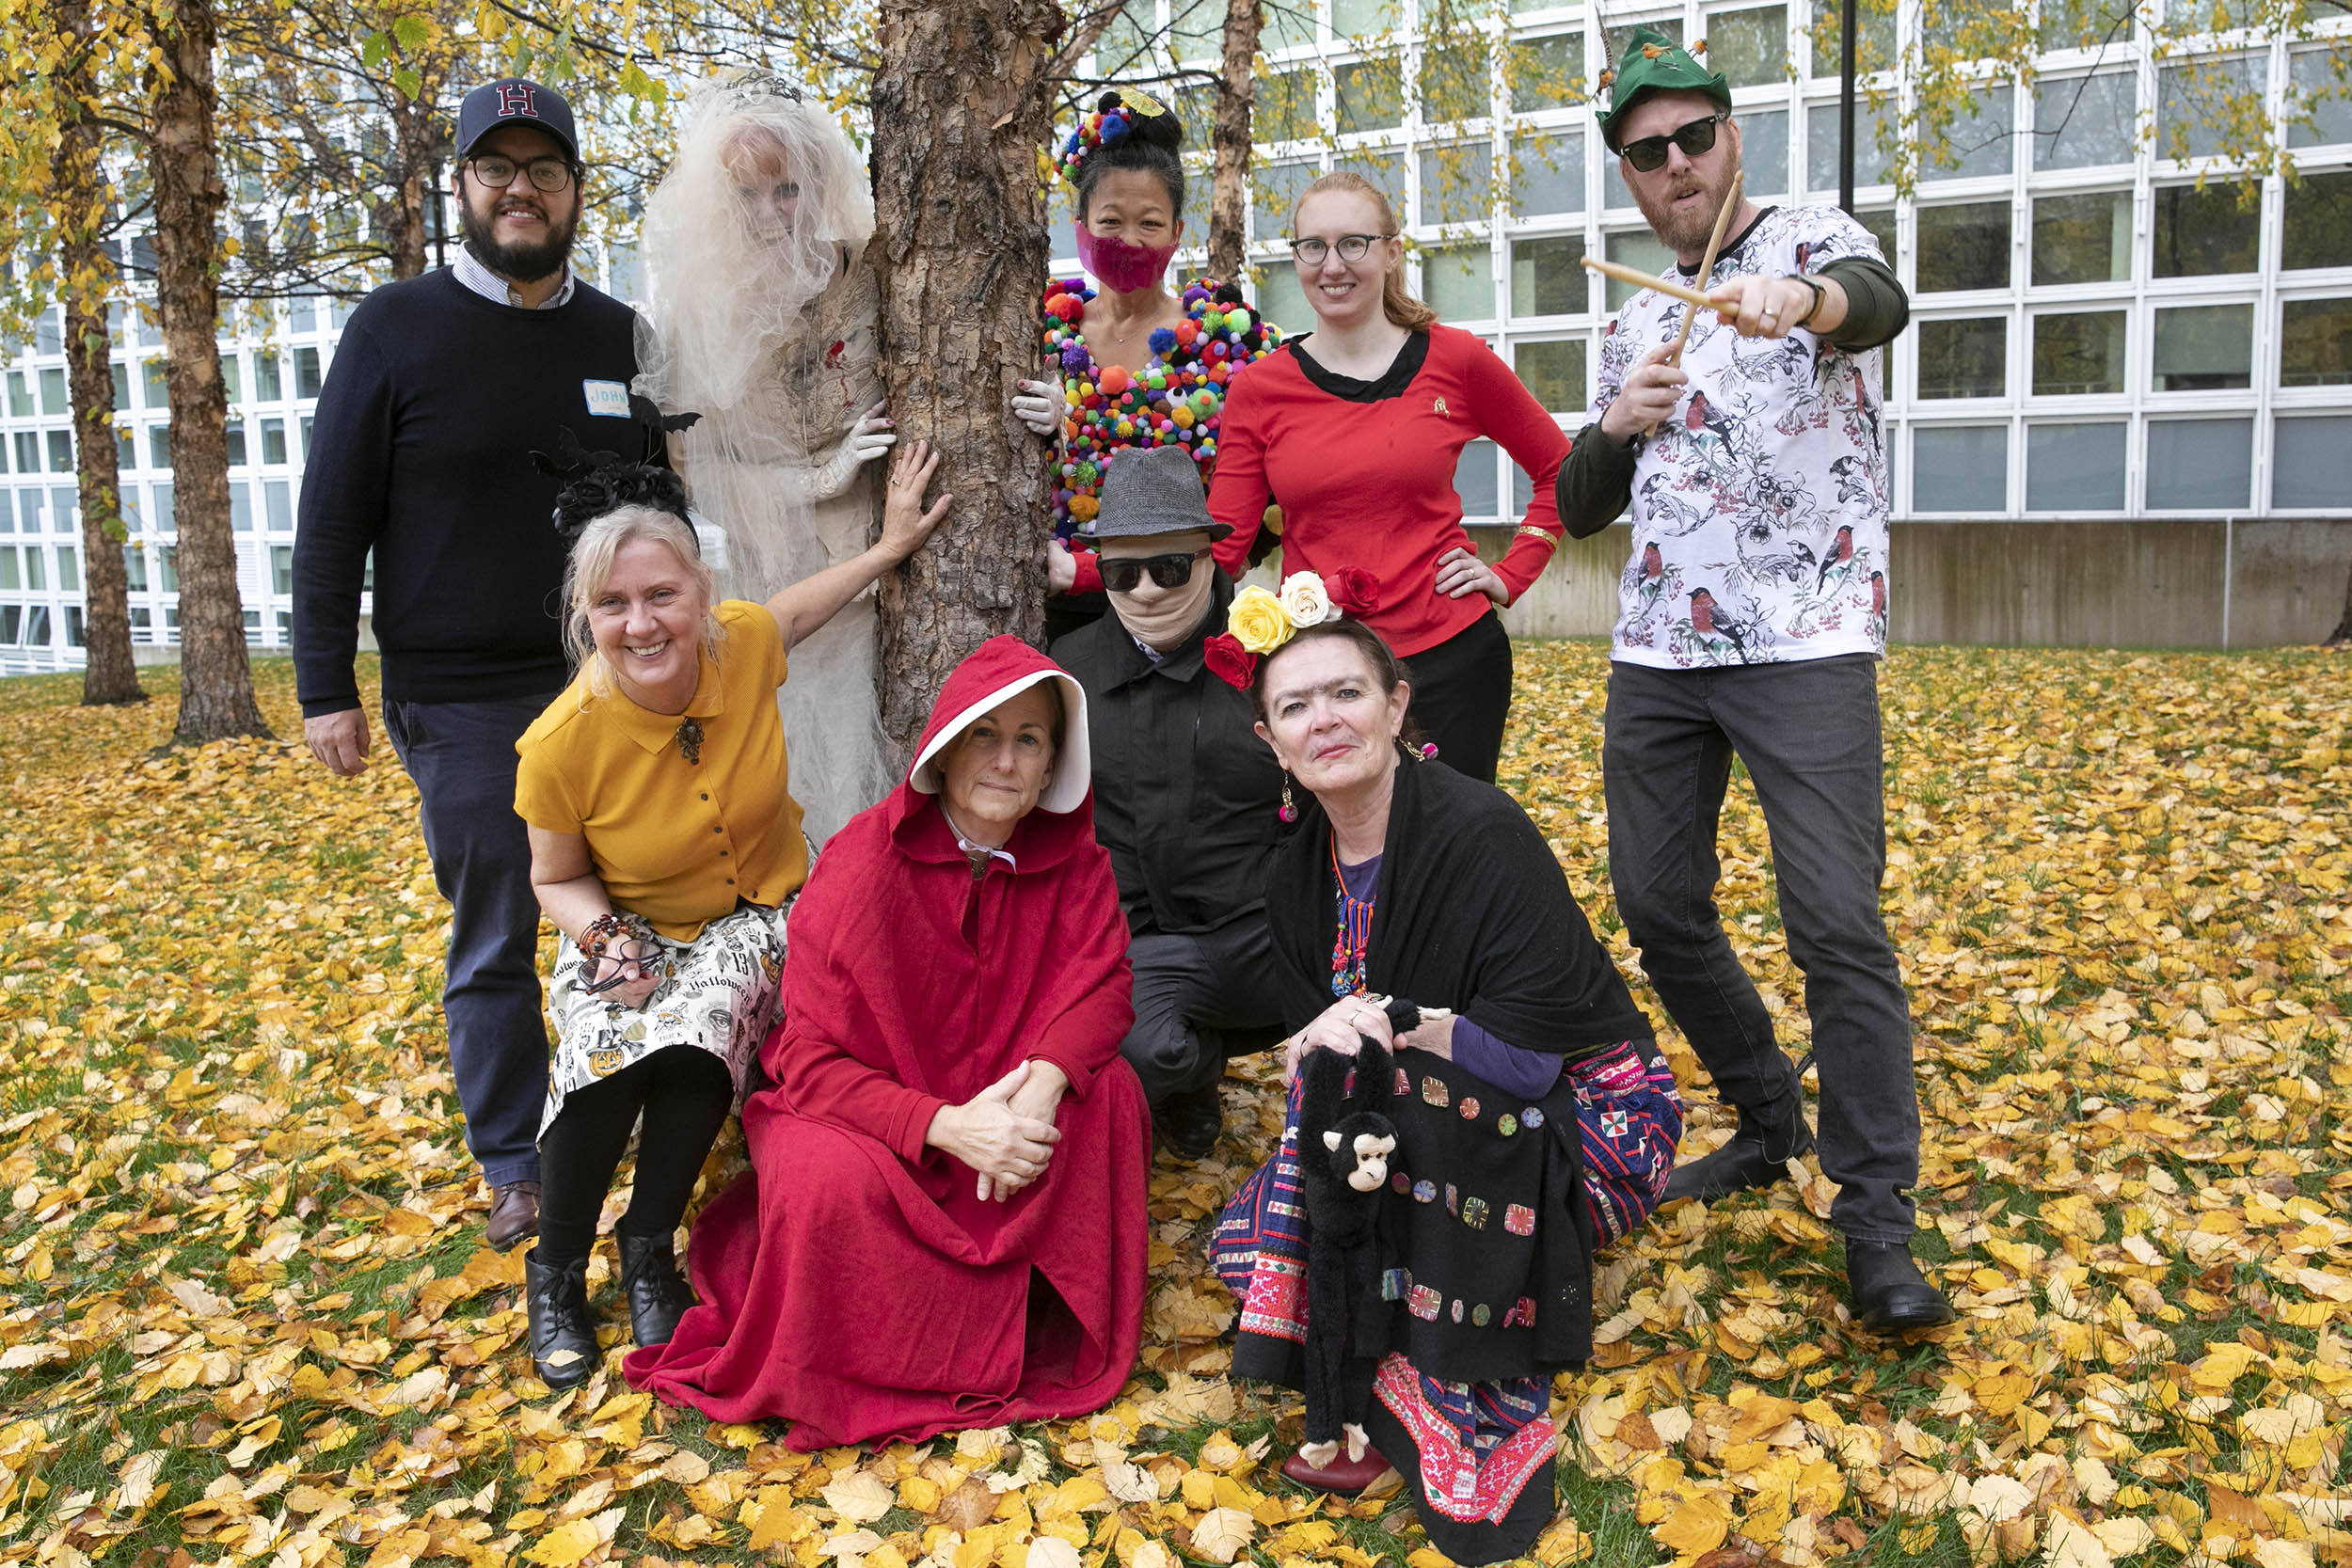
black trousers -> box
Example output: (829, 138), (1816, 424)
(536, 1046), (734, 1266)
(1120, 917), (1291, 1103)
(1402, 610), (1514, 785)
(1602, 655), (1920, 1244)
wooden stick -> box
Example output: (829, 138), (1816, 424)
(1664, 172), (1744, 368)
(1580, 255), (1720, 311)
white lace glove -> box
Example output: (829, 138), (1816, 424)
(808, 402), (896, 500)
(1012, 376), (1064, 438)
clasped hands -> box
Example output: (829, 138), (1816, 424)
(1280, 994), (1455, 1084)
(927, 1059), (1071, 1202)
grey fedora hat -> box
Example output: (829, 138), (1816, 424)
(1087, 445), (1232, 542)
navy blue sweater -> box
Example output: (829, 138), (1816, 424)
(293, 267), (650, 715)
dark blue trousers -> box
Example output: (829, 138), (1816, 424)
(383, 694), (557, 1189)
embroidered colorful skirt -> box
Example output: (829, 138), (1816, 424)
(1210, 1038), (1682, 1564)
(540, 897), (794, 1138)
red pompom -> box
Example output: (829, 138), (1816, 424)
(1203, 634), (1257, 691)
(1327, 567), (1378, 616)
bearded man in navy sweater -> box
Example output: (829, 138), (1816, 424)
(293, 78), (656, 1252)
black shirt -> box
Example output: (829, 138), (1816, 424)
(292, 267), (651, 715)
(1051, 571), (1291, 937)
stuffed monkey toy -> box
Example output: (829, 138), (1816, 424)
(1295, 998), (1425, 1468)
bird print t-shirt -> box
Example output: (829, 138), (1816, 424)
(1588, 204), (1891, 670)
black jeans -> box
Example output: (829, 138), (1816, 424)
(1403, 609), (1513, 785)
(1602, 654), (1920, 1245)
(382, 694), (558, 1189)
(1120, 916), (1292, 1103)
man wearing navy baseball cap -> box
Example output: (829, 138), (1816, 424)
(294, 74), (661, 1256)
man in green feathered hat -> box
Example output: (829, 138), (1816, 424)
(1558, 33), (1947, 1333)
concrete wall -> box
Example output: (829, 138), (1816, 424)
(1470, 517), (2352, 648)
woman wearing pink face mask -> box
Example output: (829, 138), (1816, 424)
(1012, 91), (1282, 635)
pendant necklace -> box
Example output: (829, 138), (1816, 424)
(1329, 837), (1375, 998)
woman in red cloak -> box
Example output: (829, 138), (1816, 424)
(626, 636), (1151, 1448)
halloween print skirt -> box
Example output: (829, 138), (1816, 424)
(539, 896), (794, 1138)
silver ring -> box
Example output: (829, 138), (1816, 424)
(1761, 309), (1779, 324)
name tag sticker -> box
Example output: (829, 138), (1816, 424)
(582, 380), (630, 419)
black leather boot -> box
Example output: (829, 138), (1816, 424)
(1661, 1111), (1817, 1206)
(1155, 1081), (1224, 1162)
(524, 1247), (598, 1389)
(617, 1229), (695, 1348)
(1846, 1240), (1956, 1332)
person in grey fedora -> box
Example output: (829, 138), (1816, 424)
(1051, 445), (1292, 1159)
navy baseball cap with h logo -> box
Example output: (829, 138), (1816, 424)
(456, 78), (580, 163)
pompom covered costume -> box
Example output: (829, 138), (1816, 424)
(1044, 277), (1282, 548)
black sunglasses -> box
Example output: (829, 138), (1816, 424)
(1100, 548), (1210, 594)
(1618, 112), (1729, 173)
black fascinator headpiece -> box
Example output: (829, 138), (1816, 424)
(532, 395), (704, 546)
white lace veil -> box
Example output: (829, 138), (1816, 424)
(634, 72), (892, 840)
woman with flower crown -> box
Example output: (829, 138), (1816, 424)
(1009, 89), (1283, 637)
(1202, 583), (1683, 1564)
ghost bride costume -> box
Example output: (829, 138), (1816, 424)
(633, 72), (894, 839)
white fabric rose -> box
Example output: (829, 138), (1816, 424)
(1278, 571), (1337, 628)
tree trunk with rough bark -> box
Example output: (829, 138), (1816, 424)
(55, 0), (144, 705)
(150, 0), (269, 742)
(384, 87), (446, 280)
(869, 0), (1063, 756)
(2329, 566), (2352, 645)
(1206, 0), (1262, 285)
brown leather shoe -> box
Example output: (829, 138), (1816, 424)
(486, 1180), (541, 1252)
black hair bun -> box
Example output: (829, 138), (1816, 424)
(1099, 88), (1184, 151)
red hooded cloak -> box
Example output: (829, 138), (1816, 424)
(626, 637), (1150, 1448)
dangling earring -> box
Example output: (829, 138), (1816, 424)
(1278, 774), (1298, 823)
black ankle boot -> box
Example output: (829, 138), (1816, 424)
(1846, 1239), (1956, 1332)
(1661, 1111), (1816, 1206)
(617, 1230), (695, 1348)
(524, 1247), (598, 1389)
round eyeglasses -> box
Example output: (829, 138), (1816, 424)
(467, 154), (576, 194)
(1289, 232), (1393, 265)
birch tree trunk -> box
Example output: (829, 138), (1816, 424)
(869, 0), (1063, 756)
(150, 0), (269, 742)
(55, 0), (144, 705)
(1206, 0), (1262, 284)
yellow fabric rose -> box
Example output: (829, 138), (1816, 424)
(1227, 584), (1295, 655)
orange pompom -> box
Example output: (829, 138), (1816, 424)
(1100, 365), (1131, 395)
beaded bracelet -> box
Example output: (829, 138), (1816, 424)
(577, 911), (665, 994)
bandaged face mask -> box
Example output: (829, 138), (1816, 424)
(1104, 531), (1216, 652)
(1075, 227), (1178, 294)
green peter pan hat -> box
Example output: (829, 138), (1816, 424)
(1597, 27), (1733, 150)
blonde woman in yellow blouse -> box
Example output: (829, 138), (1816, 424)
(510, 441), (948, 1390)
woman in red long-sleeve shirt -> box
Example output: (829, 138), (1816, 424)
(1208, 171), (1567, 784)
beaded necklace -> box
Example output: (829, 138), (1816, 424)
(1040, 276), (1281, 541)
(1329, 838), (1376, 998)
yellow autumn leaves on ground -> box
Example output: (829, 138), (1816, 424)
(0, 642), (2346, 1568)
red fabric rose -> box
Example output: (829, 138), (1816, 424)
(1203, 633), (1257, 691)
(1327, 567), (1377, 617)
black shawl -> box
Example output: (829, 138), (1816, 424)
(1263, 751), (1651, 1051)
(1261, 753), (1653, 1381)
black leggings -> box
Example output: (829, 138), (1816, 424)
(536, 1047), (734, 1267)
(1403, 610), (1514, 784)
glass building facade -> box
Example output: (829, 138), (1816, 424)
(0, 11), (2344, 671)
